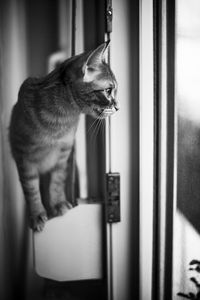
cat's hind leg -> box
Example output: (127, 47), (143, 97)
(18, 165), (48, 231)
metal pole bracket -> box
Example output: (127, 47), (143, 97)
(106, 0), (113, 34)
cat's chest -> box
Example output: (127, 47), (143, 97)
(42, 125), (76, 148)
(38, 133), (75, 173)
(56, 131), (75, 146)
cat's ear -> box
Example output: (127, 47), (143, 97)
(86, 42), (109, 67)
(82, 42), (109, 81)
(83, 42), (109, 69)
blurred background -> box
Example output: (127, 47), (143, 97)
(2, 0), (200, 300)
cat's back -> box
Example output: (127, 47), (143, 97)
(10, 77), (40, 132)
(9, 75), (77, 162)
(9, 77), (47, 157)
(11, 77), (41, 119)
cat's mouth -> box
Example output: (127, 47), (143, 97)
(95, 107), (116, 119)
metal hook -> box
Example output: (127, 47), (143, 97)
(106, 0), (113, 33)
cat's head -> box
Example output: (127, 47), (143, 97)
(63, 42), (119, 119)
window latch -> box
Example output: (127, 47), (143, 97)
(106, 172), (120, 223)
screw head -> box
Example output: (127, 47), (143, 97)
(108, 9), (112, 16)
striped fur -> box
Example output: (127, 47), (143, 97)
(9, 43), (118, 231)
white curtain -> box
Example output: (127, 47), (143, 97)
(0, 1), (41, 299)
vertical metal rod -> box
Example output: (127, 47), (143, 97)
(105, 1), (113, 299)
(108, 117), (112, 173)
(70, 0), (77, 205)
(107, 27), (112, 174)
(109, 222), (113, 300)
(71, 0), (76, 56)
(105, 25), (113, 300)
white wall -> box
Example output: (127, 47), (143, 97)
(0, 0), (28, 298)
(139, 0), (154, 299)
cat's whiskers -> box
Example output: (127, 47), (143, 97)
(98, 119), (106, 149)
(103, 121), (106, 148)
(89, 115), (105, 147)
(100, 119), (106, 146)
(87, 117), (100, 134)
(89, 117), (102, 144)
(94, 118), (102, 140)
(89, 118), (101, 142)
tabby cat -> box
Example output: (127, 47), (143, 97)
(9, 42), (118, 232)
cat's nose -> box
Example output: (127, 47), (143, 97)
(113, 100), (120, 111)
(110, 98), (119, 110)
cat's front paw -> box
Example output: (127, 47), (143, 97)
(50, 201), (72, 218)
(29, 211), (48, 232)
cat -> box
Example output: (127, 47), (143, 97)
(9, 42), (119, 232)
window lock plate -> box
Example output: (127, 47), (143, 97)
(106, 172), (120, 223)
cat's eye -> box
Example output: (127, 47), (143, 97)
(105, 88), (112, 96)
